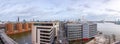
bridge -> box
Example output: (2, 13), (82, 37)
(0, 29), (18, 44)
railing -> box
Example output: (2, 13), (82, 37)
(0, 29), (18, 44)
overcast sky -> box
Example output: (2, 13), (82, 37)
(0, 0), (120, 21)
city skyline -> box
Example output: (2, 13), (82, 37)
(0, 0), (120, 21)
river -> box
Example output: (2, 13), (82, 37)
(9, 31), (32, 44)
(98, 23), (120, 41)
(8, 23), (120, 44)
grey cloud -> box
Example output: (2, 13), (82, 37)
(0, 0), (119, 21)
(102, 0), (111, 3)
(106, 9), (120, 13)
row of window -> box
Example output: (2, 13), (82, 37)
(40, 40), (50, 43)
(34, 23), (53, 26)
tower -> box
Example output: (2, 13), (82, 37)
(18, 17), (20, 22)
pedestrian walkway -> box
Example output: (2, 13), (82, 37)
(0, 29), (18, 44)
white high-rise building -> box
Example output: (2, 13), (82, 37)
(89, 23), (97, 38)
(82, 23), (97, 39)
(32, 22), (56, 44)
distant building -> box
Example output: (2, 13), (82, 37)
(0, 22), (5, 29)
(32, 22), (57, 44)
(5, 22), (32, 34)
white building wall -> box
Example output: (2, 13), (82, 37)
(82, 23), (97, 38)
(32, 22), (56, 44)
(32, 26), (37, 44)
(82, 23), (90, 38)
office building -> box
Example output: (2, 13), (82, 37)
(32, 22), (57, 44)
(66, 22), (82, 41)
(65, 21), (97, 41)
(82, 23), (97, 39)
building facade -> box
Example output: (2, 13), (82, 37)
(66, 22), (97, 41)
(32, 22), (56, 44)
(82, 23), (97, 39)
(66, 23), (82, 41)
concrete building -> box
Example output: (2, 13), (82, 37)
(82, 23), (97, 39)
(65, 22), (97, 41)
(5, 22), (14, 34)
(5, 22), (32, 34)
(66, 22), (82, 41)
(22, 23), (29, 31)
(32, 22), (57, 44)
(54, 21), (68, 44)
(16, 23), (23, 32)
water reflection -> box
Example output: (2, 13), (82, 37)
(8, 31), (32, 44)
(98, 23), (120, 41)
